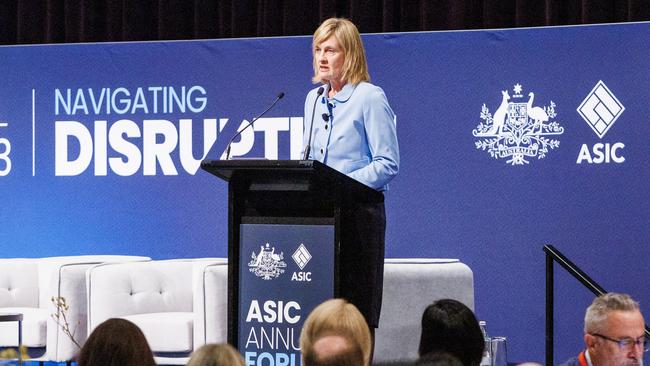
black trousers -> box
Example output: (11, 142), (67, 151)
(339, 198), (386, 328)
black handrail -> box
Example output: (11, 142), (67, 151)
(544, 244), (650, 366)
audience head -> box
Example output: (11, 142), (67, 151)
(300, 298), (371, 366)
(416, 351), (464, 366)
(418, 299), (484, 366)
(76, 318), (156, 366)
(583, 293), (646, 366)
(303, 334), (365, 366)
(187, 343), (244, 366)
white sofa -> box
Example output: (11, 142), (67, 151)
(0, 255), (150, 363)
(374, 258), (475, 364)
(34, 256), (470, 365)
(86, 258), (228, 365)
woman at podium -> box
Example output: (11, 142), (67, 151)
(303, 17), (400, 333)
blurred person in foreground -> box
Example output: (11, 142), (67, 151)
(300, 299), (371, 366)
(76, 318), (156, 366)
(560, 292), (647, 366)
(418, 299), (484, 366)
(303, 334), (365, 366)
(187, 343), (244, 366)
(416, 351), (464, 366)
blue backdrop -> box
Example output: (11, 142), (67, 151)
(1, 22), (648, 364)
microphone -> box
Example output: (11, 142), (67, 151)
(321, 113), (329, 122)
(224, 92), (285, 160)
(302, 87), (325, 160)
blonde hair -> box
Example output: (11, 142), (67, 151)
(300, 299), (371, 366)
(312, 18), (370, 85)
(304, 334), (365, 366)
(187, 343), (244, 366)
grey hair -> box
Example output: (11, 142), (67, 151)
(584, 293), (640, 333)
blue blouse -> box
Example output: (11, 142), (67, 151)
(303, 82), (399, 191)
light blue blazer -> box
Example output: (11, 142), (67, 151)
(303, 82), (399, 191)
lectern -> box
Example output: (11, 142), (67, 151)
(200, 159), (382, 362)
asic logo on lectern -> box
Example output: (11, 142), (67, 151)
(473, 83), (564, 165)
(248, 243), (287, 280)
(576, 80), (625, 164)
(291, 244), (312, 282)
(291, 244), (311, 269)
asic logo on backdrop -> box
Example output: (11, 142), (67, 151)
(473, 83), (564, 165)
(576, 80), (625, 164)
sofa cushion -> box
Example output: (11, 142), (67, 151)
(0, 307), (48, 347)
(88, 261), (194, 328)
(122, 312), (193, 353)
(0, 260), (39, 307)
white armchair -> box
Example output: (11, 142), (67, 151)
(86, 258), (228, 365)
(0, 255), (150, 364)
(0, 258), (44, 357)
(374, 258), (475, 364)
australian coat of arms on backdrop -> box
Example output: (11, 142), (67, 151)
(473, 83), (564, 165)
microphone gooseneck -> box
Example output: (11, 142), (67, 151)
(302, 87), (325, 160)
(225, 92), (285, 160)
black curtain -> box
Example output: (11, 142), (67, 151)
(1, 0), (649, 45)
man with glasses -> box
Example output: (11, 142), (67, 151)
(561, 292), (647, 366)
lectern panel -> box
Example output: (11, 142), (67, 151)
(238, 219), (335, 364)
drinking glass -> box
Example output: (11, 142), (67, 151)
(491, 336), (508, 366)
